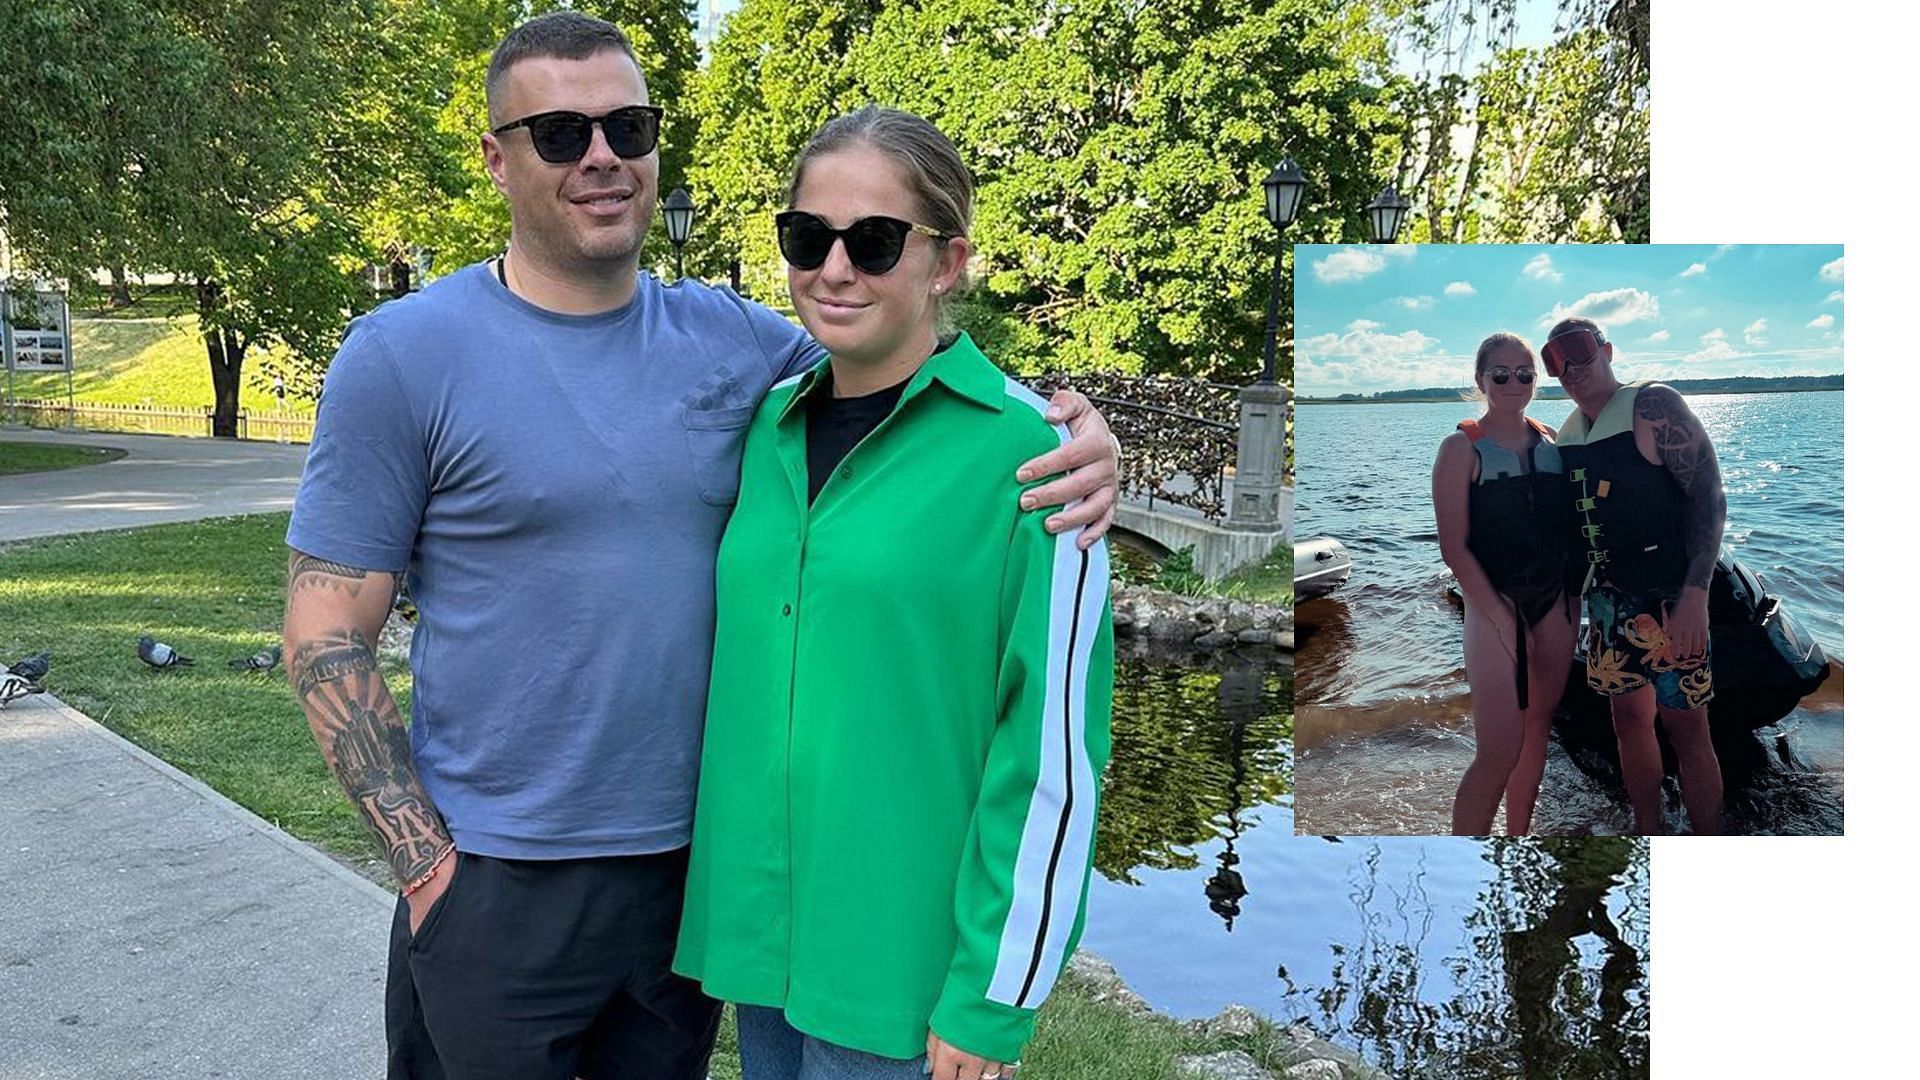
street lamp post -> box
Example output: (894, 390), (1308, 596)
(1228, 160), (1307, 537)
(1365, 183), (1412, 244)
(662, 187), (696, 280)
(1259, 160), (1306, 385)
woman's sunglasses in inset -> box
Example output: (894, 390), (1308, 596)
(491, 105), (663, 165)
(775, 211), (952, 276)
(1487, 365), (1535, 385)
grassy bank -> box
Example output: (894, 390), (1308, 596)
(4, 316), (309, 415)
(0, 440), (125, 476)
(2, 512), (1333, 1077)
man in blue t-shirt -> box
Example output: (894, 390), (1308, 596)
(281, 13), (1118, 1080)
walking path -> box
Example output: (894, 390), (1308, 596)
(2, 429), (387, 1077)
(0, 426), (307, 543)
(0, 693), (390, 1079)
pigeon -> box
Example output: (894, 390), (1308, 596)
(6, 653), (50, 682)
(137, 635), (194, 669)
(229, 645), (282, 672)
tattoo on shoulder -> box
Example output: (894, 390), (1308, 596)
(1635, 387), (1711, 492)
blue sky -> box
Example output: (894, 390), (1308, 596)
(1293, 244), (1846, 395)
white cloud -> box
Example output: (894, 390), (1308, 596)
(1701, 328), (1728, 343)
(1295, 325), (1465, 394)
(1820, 256), (1844, 282)
(1680, 262), (1707, 278)
(1807, 313), (1835, 329)
(1684, 340), (1743, 364)
(1646, 329), (1670, 343)
(1444, 280), (1477, 297)
(1347, 319), (1382, 332)
(1311, 245), (1413, 283)
(1743, 318), (1769, 346)
(1522, 253), (1562, 283)
(1825, 290), (1843, 304)
(1543, 288), (1662, 328)
(1395, 295), (1435, 310)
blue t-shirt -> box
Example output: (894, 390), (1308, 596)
(287, 262), (821, 858)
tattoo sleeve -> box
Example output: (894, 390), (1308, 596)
(1636, 386), (1726, 589)
(289, 626), (448, 883)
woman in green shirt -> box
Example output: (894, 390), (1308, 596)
(674, 107), (1115, 1080)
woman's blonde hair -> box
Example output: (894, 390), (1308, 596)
(787, 106), (974, 330)
(1463, 332), (1537, 403)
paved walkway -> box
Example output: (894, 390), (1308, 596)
(0, 426), (308, 543)
(0, 693), (390, 1079)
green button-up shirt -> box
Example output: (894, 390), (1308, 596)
(674, 332), (1114, 1062)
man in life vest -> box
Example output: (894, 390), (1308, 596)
(1546, 317), (1725, 835)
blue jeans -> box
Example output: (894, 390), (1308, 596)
(735, 1005), (929, 1080)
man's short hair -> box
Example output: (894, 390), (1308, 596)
(486, 12), (642, 124)
(1548, 316), (1608, 344)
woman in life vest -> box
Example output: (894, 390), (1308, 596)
(674, 107), (1114, 1080)
(1432, 332), (1578, 834)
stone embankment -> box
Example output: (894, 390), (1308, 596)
(1110, 584), (1295, 653)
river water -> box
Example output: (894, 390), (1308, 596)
(1292, 392), (1844, 835)
(1089, 657), (1650, 1076)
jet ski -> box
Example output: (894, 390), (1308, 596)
(1295, 537), (1352, 601)
(1555, 546), (1831, 756)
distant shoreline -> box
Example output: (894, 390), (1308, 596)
(1298, 385), (1844, 405)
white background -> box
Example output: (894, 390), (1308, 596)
(1655, 2), (1911, 1075)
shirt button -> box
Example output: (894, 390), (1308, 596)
(782, 603), (792, 616)
(839, 464), (854, 480)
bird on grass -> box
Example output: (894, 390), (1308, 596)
(137, 636), (194, 669)
(229, 645), (282, 673)
(1, 653), (50, 707)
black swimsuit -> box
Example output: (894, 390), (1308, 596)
(1460, 419), (1575, 708)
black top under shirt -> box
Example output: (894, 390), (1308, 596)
(805, 337), (956, 506)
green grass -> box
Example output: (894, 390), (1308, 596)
(0, 511), (1350, 1076)
(0, 513), (384, 864)
(0, 440), (126, 476)
(1218, 545), (1294, 607)
(5, 315), (309, 415)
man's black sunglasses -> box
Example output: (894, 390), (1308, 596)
(774, 211), (952, 276)
(491, 105), (663, 165)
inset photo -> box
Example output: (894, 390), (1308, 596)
(1292, 243), (1843, 836)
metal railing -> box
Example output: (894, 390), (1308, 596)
(2, 399), (315, 443)
(1032, 373), (1244, 521)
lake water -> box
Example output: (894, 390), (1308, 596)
(1091, 658), (1650, 1076)
(1292, 392), (1844, 835)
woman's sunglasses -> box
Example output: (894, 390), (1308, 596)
(775, 211), (952, 275)
(491, 105), (663, 165)
(1541, 328), (1607, 377)
(1487, 365), (1535, 385)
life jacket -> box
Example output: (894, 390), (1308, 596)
(1555, 381), (1690, 595)
(1458, 415), (1574, 709)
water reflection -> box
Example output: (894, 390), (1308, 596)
(1098, 657), (1292, 889)
(1095, 658), (1650, 1077)
(1281, 838), (1650, 1079)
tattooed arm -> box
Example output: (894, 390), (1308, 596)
(284, 550), (453, 920)
(1634, 385), (1725, 661)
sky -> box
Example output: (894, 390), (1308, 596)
(1292, 243), (1846, 395)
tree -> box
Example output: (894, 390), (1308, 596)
(688, 0), (1403, 381)
(1, 0), (442, 434)
(1380, 0), (1650, 244)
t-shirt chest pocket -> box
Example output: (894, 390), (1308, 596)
(682, 401), (756, 506)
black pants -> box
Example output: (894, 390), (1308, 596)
(386, 846), (721, 1080)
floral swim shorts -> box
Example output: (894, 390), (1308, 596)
(1583, 587), (1715, 710)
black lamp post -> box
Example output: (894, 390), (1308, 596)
(1258, 160), (1307, 385)
(662, 187), (695, 279)
(1365, 183), (1411, 244)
